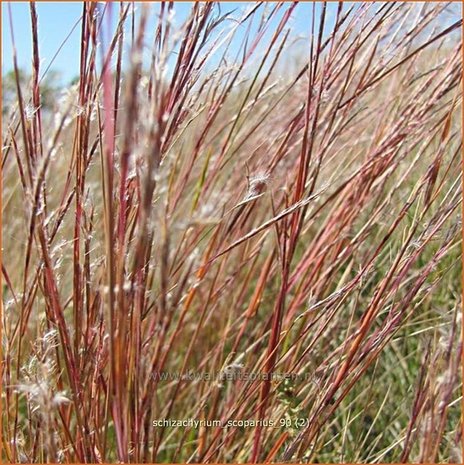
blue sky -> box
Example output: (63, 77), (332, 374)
(2, 2), (461, 85)
(2, 2), (337, 84)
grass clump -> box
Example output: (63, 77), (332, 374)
(2, 2), (462, 463)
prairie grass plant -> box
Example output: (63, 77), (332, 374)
(1, 1), (462, 463)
